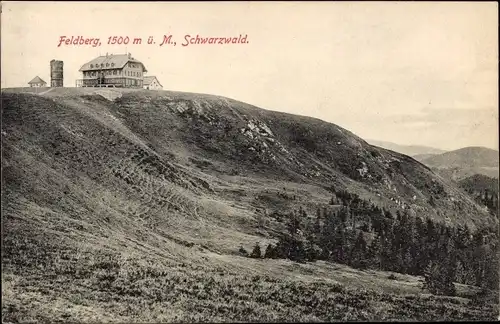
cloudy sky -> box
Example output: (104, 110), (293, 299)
(2, 2), (497, 151)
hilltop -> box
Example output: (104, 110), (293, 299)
(2, 87), (498, 322)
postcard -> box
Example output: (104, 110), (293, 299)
(1, 1), (498, 322)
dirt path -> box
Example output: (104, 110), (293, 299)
(37, 88), (55, 96)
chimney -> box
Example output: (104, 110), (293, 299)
(106, 52), (108, 57)
(128, 53), (131, 59)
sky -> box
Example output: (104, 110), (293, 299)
(1, 1), (498, 151)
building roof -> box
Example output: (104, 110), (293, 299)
(79, 54), (147, 72)
(28, 76), (46, 84)
(143, 76), (162, 87)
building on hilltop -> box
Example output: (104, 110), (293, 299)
(76, 53), (147, 88)
(143, 76), (163, 90)
(28, 76), (47, 87)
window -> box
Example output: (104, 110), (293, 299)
(106, 63), (109, 67)
(113, 70), (117, 75)
(90, 64), (93, 68)
(111, 63), (115, 67)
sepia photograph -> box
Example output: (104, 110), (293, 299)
(1, 1), (499, 322)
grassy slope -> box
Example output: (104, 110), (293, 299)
(2, 88), (498, 322)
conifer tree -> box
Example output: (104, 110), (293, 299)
(422, 259), (456, 296)
(250, 242), (262, 258)
(368, 234), (382, 270)
(350, 231), (368, 269)
(313, 209), (322, 239)
(264, 244), (276, 259)
(402, 249), (413, 274)
(333, 222), (347, 263)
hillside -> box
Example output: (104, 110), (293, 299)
(2, 88), (498, 322)
(459, 174), (499, 193)
(3, 87), (492, 226)
(458, 174), (499, 217)
(418, 147), (499, 180)
(367, 139), (446, 157)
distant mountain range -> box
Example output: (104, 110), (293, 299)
(366, 140), (446, 157)
(416, 147), (499, 180)
(368, 140), (499, 180)
(417, 147), (498, 168)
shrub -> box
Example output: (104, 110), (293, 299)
(239, 246), (248, 256)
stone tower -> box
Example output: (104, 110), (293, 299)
(50, 60), (63, 87)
